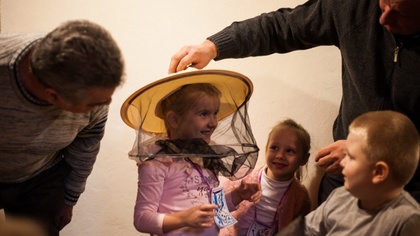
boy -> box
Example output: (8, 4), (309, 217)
(278, 110), (420, 235)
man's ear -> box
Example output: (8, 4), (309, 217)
(44, 88), (59, 104)
(166, 111), (178, 129)
(372, 161), (389, 184)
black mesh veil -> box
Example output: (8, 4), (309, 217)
(120, 69), (259, 180)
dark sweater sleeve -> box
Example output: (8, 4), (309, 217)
(207, 0), (363, 60)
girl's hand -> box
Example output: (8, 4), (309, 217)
(234, 179), (262, 205)
(184, 204), (218, 228)
(163, 204), (217, 233)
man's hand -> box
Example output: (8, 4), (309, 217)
(315, 140), (346, 175)
(168, 40), (217, 73)
(58, 205), (73, 230)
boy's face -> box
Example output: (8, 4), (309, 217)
(340, 131), (375, 198)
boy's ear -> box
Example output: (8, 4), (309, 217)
(166, 111), (178, 129)
(372, 161), (389, 184)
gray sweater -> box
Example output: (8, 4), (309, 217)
(0, 33), (109, 206)
(207, 0), (420, 199)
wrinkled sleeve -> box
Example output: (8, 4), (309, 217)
(63, 105), (109, 206)
(207, 0), (345, 60)
(133, 160), (167, 234)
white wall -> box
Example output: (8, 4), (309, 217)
(1, 1), (342, 235)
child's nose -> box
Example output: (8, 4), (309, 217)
(276, 151), (285, 159)
(208, 116), (218, 127)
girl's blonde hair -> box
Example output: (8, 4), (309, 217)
(266, 119), (311, 181)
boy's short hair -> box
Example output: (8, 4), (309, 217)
(349, 110), (419, 186)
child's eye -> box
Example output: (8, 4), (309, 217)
(286, 149), (296, 154)
(269, 146), (278, 151)
(343, 151), (353, 160)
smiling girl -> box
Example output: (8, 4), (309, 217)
(121, 69), (260, 236)
(221, 119), (312, 236)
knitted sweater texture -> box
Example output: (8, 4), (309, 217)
(207, 0), (420, 199)
(0, 33), (109, 205)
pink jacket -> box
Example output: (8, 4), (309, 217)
(220, 165), (311, 236)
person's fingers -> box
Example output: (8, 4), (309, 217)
(200, 204), (218, 212)
(201, 219), (214, 228)
(177, 52), (208, 71)
(168, 48), (189, 73)
(324, 161), (343, 175)
(239, 179), (247, 190)
(314, 146), (331, 162)
(316, 155), (332, 168)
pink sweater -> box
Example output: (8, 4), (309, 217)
(134, 157), (235, 236)
(220, 165), (311, 236)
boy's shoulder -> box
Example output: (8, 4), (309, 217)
(328, 188), (420, 212)
(394, 190), (420, 212)
(325, 186), (354, 204)
(309, 188), (420, 235)
(279, 190), (420, 235)
(378, 191), (420, 234)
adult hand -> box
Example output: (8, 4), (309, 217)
(58, 205), (73, 230)
(236, 179), (261, 204)
(168, 40), (217, 73)
(314, 140), (346, 175)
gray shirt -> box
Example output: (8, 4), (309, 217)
(305, 187), (420, 235)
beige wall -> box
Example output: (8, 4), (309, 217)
(1, 0), (341, 235)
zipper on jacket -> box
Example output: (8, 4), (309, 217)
(393, 42), (403, 62)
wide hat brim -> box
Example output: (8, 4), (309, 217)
(121, 69), (253, 133)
